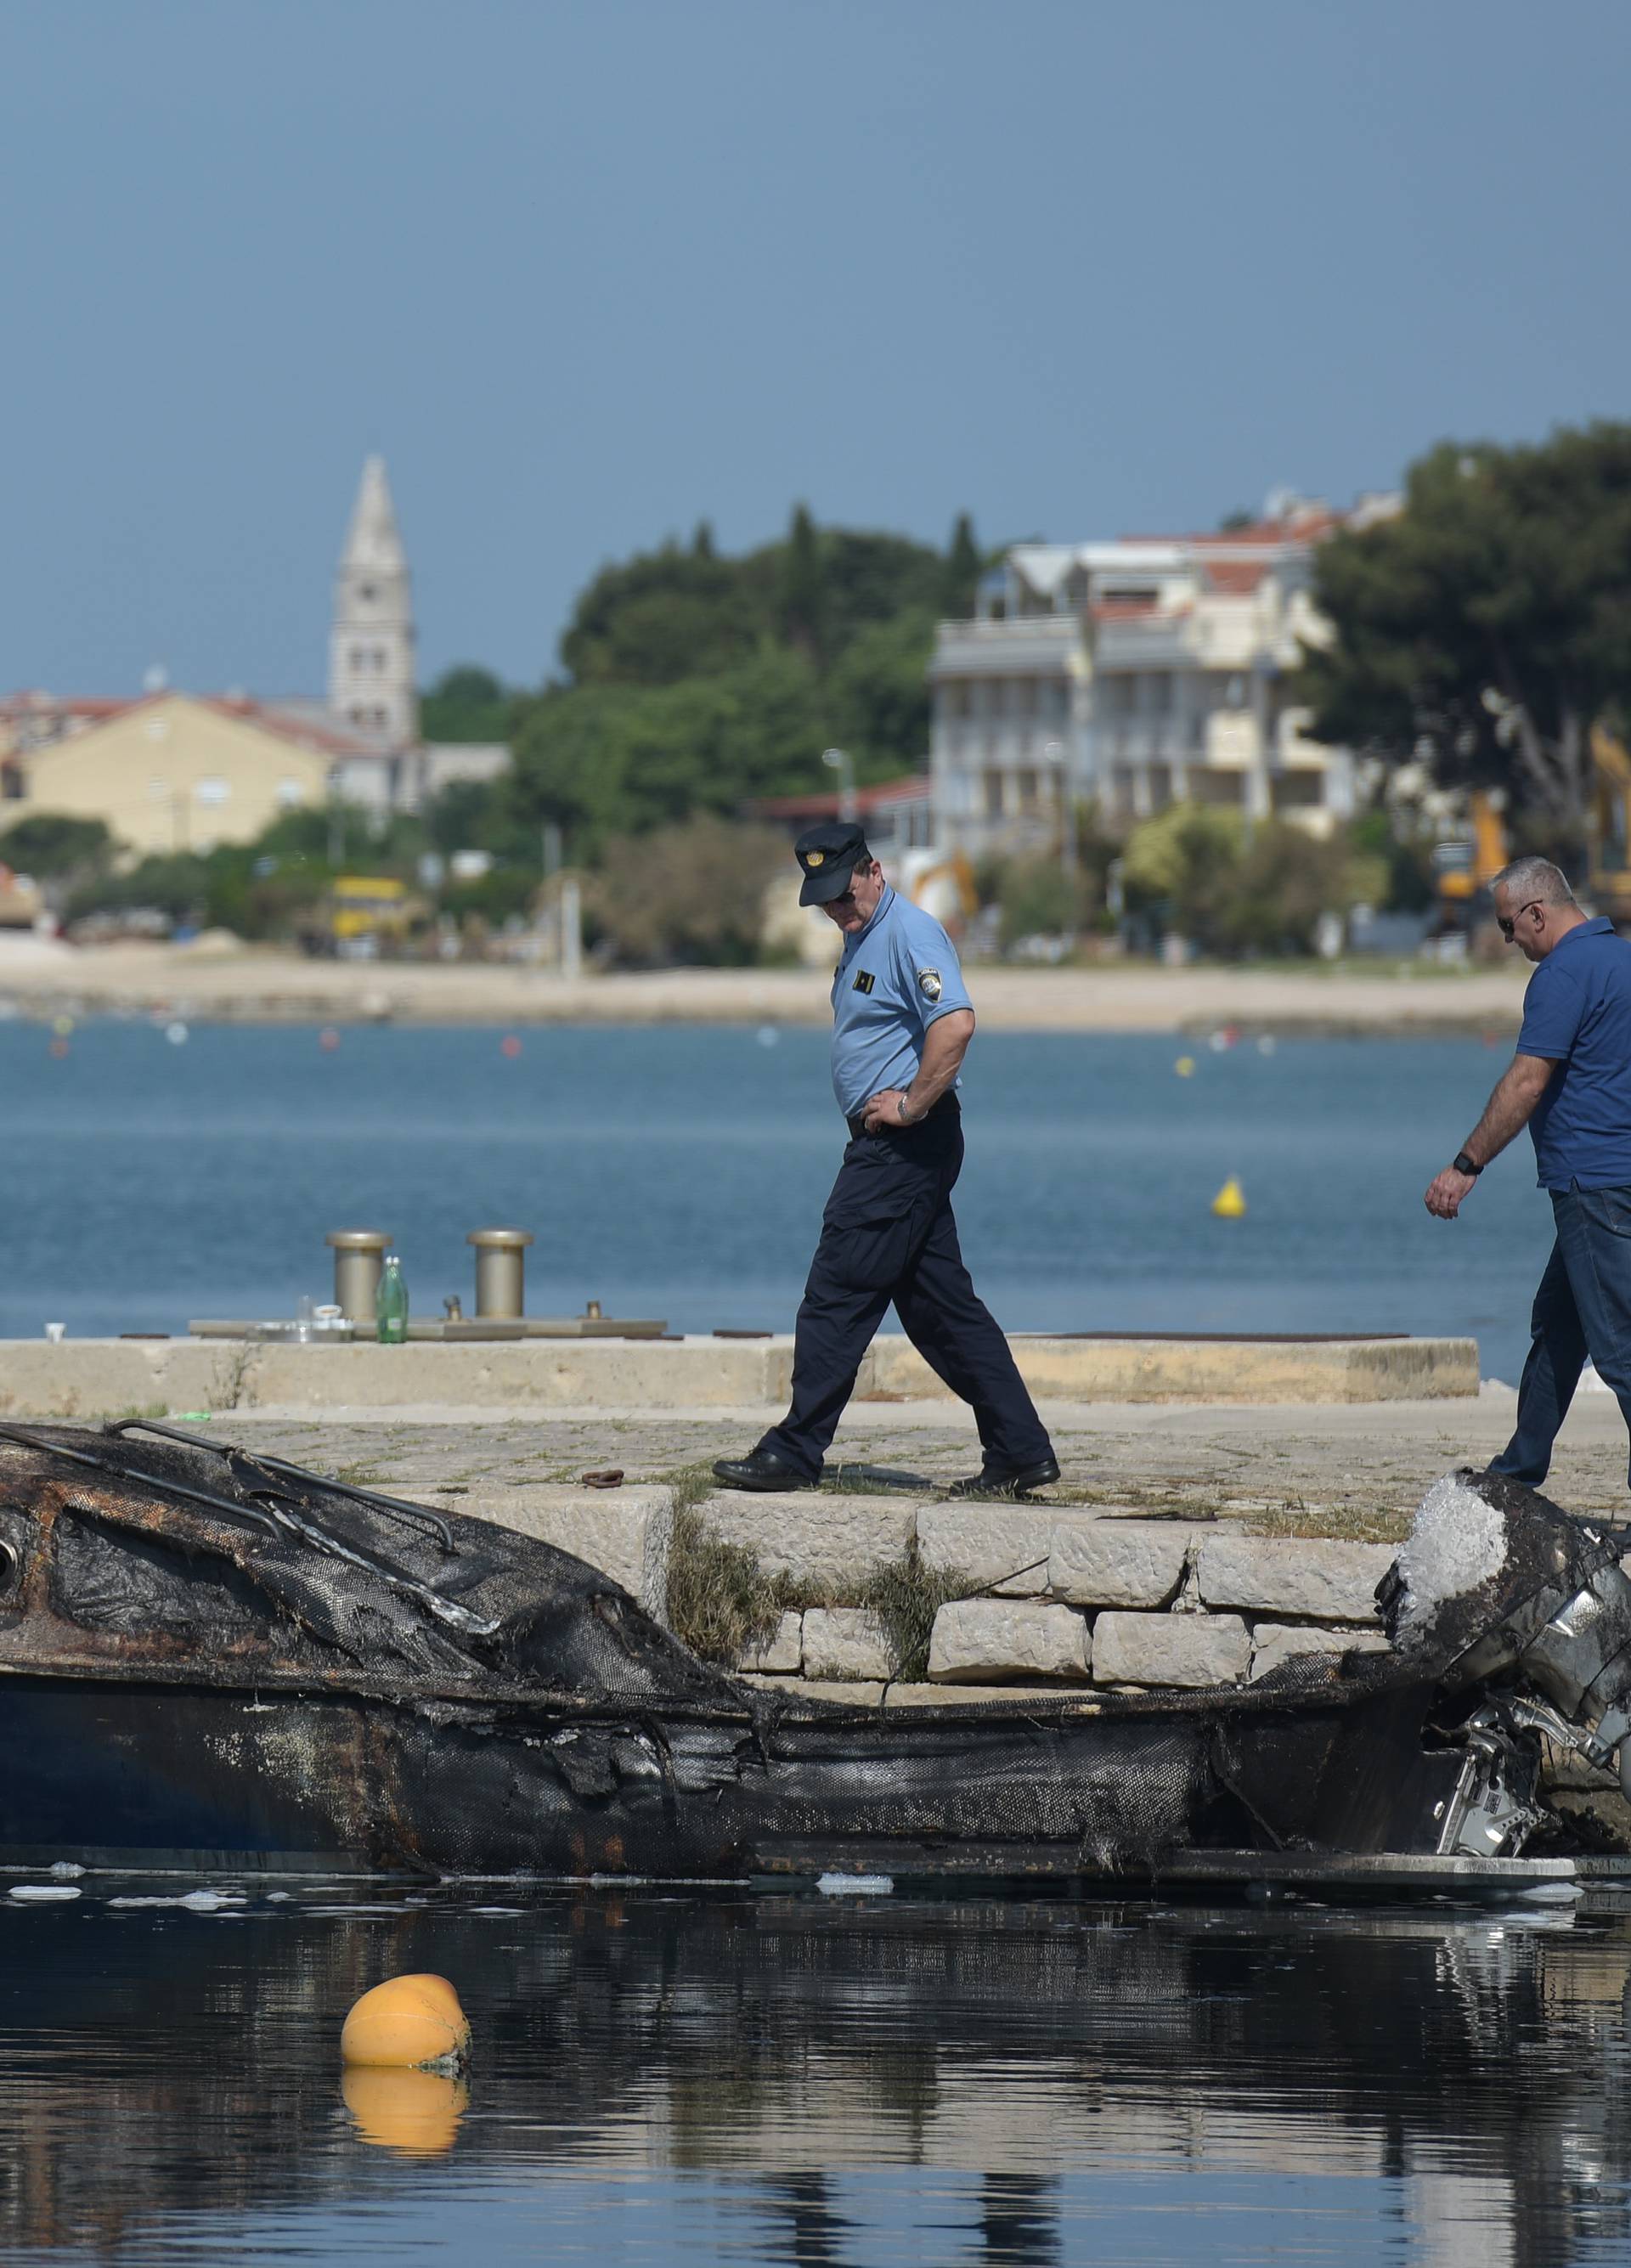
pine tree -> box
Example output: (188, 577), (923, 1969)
(940, 512), (982, 618)
(779, 502), (827, 669)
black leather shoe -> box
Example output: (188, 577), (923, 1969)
(947, 1455), (1062, 1500)
(712, 1448), (821, 1492)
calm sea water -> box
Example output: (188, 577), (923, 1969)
(1, 1881), (1628, 2266)
(0, 1019), (1552, 1379)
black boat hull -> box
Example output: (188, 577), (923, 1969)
(0, 1669), (1370, 1882)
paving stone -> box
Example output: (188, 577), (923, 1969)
(738, 1611), (803, 1675)
(699, 1492), (920, 1588)
(1195, 1536), (1397, 1622)
(439, 1485), (673, 1617)
(915, 1505), (1056, 1595)
(928, 1599), (1091, 1683)
(1047, 1520), (1194, 1609)
(1092, 1611), (1250, 1689)
(1250, 1622), (1393, 1682)
(801, 1607), (897, 1680)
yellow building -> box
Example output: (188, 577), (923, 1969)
(0, 694), (342, 857)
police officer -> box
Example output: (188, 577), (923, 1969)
(714, 821), (1060, 1498)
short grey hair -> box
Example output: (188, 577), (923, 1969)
(1490, 855), (1577, 907)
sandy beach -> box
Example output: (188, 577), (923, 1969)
(0, 935), (1529, 1033)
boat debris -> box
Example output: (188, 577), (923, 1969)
(2, 1423), (1630, 1892)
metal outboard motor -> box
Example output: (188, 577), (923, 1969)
(1382, 1471), (1631, 1860)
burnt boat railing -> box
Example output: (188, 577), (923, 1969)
(0, 1421), (497, 1640)
(0, 1422), (284, 1539)
(102, 1418), (456, 1551)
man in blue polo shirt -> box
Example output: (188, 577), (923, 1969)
(1425, 855), (1631, 1485)
(714, 820), (1058, 1497)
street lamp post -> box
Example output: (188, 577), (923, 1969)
(821, 746), (857, 823)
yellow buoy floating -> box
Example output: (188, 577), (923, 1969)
(1211, 1176), (1247, 1219)
(1174, 1056), (1196, 1078)
(341, 1972), (470, 2071)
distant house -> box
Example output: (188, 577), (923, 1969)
(0, 692), (364, 856)
(927, 492), (1400, 855)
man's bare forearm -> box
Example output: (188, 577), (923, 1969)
(1459, 1053), (1557, 1167)
(901, 1011), (974, 1121)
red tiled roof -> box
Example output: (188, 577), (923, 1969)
(0, 692), (133, 719)
(748, 777), (930, 821)
(199, 698), (381, 758)
(1, 689), (391, 759)
(1119, 514), (1338, 548)
(1199, 560), (1270, 595)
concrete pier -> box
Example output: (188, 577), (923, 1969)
(0, 1329), (1478, 1420)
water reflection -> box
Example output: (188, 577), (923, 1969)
(341, 2066), (467, 2158)
(0, 1885), (1628, 2264)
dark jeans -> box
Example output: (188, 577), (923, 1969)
(758, 1098), (1054, 1482)
(1491, 1181), (1631, 1488)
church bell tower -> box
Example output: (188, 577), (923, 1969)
(329, 456), (418, 745)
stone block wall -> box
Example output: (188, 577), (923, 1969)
(717, 1498), (1398, 1694)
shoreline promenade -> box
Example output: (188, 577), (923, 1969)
(0, 938), (1527, 1033)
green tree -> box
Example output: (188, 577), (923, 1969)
(1121, 804), (1386, 956)
(420, 664), (516, 743)
(778, 502), (827, 667)
(559, 544), (759, 685)
(1299, 424), (1631, 850)
(0, 813), (113, 878)
(1121, 804), (1244, 951)
(826, 608), (935, 770)
(940, 512), (983, 618)
(587, 815), (789, 966)
(505, 647), (825, 853)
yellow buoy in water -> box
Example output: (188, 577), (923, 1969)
(342, 2064), (469, 2157)
(1174, 1056), (1196, 1078)
(1211, 1176), (1247, 1219)
(341, 1973), (470, 2069)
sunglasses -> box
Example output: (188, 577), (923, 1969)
(1498, 899), (1541, 941)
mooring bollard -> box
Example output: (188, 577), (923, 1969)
(466, 1228), (534, 1318)
(326, 1230), (392, 1323)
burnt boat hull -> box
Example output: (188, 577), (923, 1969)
(0, 1670), (1341, 1881)
(3, 1425), (1620, 1887)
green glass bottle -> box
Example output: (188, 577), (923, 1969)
(375, 1254), (409, 1345)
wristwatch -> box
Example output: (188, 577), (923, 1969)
(1452, 1150), (1483, 1176)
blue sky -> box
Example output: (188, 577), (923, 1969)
(3, 0), (1627, 697)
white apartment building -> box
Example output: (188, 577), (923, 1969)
(928, 495), (1397, 856)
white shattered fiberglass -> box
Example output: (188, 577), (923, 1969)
(1391, 1473), (1509, 1646)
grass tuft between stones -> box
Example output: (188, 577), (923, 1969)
(663, 1464), (974, 1678)
(856, 1553), (969, 1683)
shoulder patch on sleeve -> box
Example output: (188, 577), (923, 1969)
(917, 967), (942, 1004)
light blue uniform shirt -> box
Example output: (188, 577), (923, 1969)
(829, 885), (974, 1119)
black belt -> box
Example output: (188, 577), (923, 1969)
(846, 1092), (958, 1141)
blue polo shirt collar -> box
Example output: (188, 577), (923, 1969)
(1556, 917), (1614, 950)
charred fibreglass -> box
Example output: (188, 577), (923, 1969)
(0, 1425), (1628, 1886)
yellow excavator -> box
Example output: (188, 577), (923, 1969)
(1428, 728), (1631, 936)
(1589, 725), (1631, 926)
(1431, 790), (1509, 935)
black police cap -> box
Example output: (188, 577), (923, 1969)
(794, 820), (872, 906)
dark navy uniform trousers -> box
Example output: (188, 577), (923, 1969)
(757, 1096), (1054, 1481)
(1490, 1182), (1631, 1488)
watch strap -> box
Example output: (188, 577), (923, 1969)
(1453, 1150), (1483, 1176)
